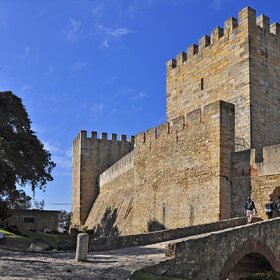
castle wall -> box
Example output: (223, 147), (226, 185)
(85, 167), (135, 234)
(249, 17), (280, 158)
(99, 150), (135, 187)
(166, 7), (252, 150)
(73, 6), (280, 236)
(85, 100), (235, 235)
(133, 101), (234, 233)
(251, 145), (280, 218)
(71, 131), (134, 226)
(251, 175), (280, 219)
(72, 133), (82, 225)
(230, 150), (253, 217)
(231, 144), (280, 218)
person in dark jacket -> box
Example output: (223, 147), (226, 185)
(265, 198), (274, 219)
(244, 197), (257, 223)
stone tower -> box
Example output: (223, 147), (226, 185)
(167, 7), (280, 160)
(72, 131), (134, 226)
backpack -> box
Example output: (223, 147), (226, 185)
(246, 200), (254, 210)
(266, 203), (273, 212)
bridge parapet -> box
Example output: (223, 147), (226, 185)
(133, 218), (280, 280)
(89, 217), (258, 252)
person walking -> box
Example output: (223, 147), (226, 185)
(244, 197), (257, 223)
(265, 198), (274, 219)
(274, 196), (280, 217)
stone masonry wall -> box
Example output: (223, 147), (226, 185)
(89, 217), (255, 252)
(74, 6), (280, 237)
(249, 16), (280, 159)
(72, 132), (82, 225)
(166, 7), (252, 150)
(231, 144), (280, 219)
(72, 131), (134, 226)
(230, 149), (252, 217)
(251, 145), (280, 219)
(8, 210), (59, 232)
(85, 100), (235, 235)
(99, 150), (135, 187)
(85, 167), (135, 233)
(137, 218), (280, 279)
(167, 7), (280, 156)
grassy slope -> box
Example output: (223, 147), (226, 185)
(0, 227), (76, 250)
(18, 228), (76, 248)
(0, 228), (26, 239)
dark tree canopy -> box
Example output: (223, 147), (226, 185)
(0, 91), (55, 207)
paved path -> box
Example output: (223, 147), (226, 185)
(0, 243), (169, 280)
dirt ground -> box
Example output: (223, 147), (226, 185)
(0, 242), (168, 280)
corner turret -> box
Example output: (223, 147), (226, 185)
(72, 130), (134, 226)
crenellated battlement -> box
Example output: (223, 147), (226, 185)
(167, 7), (280, 72)
(135, 100), (232, 147)
(72, 130), (135, 146)
(134, 113), (192, 146)
(166, 6), (280, 153)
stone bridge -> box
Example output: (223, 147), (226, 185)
(1, 218), (280, 279)
(131, 218), (280, 279)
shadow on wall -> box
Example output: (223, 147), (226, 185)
(270, 186), (280, 201)
(188, 201), (194, 226)
(228, 252), (273, 279)
(147, 220), (166, 232)
(231, 150), (253, 217)
(93, 207), (120, 237)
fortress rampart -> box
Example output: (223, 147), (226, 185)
(98, 100), (234, 190)
(72, 6), (280, 236)
(85, 100), (235, 234)
(99, 150), (135, 187)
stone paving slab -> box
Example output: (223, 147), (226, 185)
(0, 243), (168, 280)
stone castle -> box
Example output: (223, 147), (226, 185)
(71, 7), (280, 235)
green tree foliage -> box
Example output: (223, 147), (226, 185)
(7, 189), (32, 209)
(0, 91), (55, 206)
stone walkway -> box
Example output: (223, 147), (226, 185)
(0, 243), (169, 280)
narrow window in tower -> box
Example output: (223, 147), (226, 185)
(200, 78), (204, 90)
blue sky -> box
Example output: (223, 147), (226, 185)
(0, 0), (279, 212)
